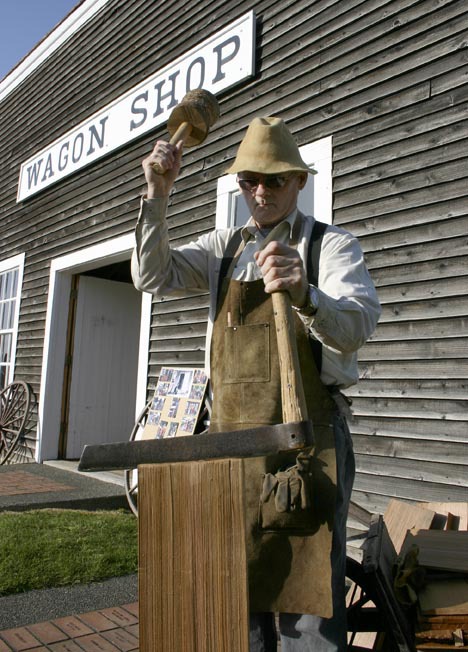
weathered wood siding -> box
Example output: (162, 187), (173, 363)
(1, 0), (466, 508)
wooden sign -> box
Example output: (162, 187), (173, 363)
(142, 367), (208, 440)
(17, 12), (256, 201)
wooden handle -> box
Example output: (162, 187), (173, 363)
(169, 121), (192, 145)
(152, 122), (193, 174)
(272, 292), (308, 423)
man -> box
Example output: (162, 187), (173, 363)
(131, 116), (381, 651)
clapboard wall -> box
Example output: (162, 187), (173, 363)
(1, 0), (467, 509)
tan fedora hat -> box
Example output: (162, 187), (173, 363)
(226, 116), (317, 175)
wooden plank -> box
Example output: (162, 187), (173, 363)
(376, 297), (468, 323)
(432, 64), (468, 95)
(335, 138), (468, 194)
(335, 178), (468, 223)
(383, 499), (436, 553)
(354, 455), (467, 489)
(350, 416), (468, 442)
(335, 157), (468, 209)
(347, 379), (468, 400)
(416, 644), (468, 650)
(353, 474), (468, 505)
(351, 396), (468, 422)
(151, 337), (206, 354)
(353, 202), (468, 245)
(366, 317), (468, 342)
(333, 82), (468, 148)
(138, 460), (249, 652)
(418, 580), (468, 616)
(375, 277), (468, 305)
(402, 530), (468, 573)
(358, 359), (468, 380)
(352, 434), (467, 466)
(417, 503), (468, 531)
(334, 108), (468, 171)
(356, 215), (468, 254)
(419, 615), (468, 626)
(360, 339), (468, 362)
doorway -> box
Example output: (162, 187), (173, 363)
(37, 233), (152, 462)
(60, 263), (141, 459)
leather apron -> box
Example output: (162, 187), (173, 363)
(209, 264), (337, 617)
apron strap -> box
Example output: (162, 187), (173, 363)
(307, 218), (328, 373)
(216, 228), (244, 310)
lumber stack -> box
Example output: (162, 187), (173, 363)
(383, 500), (468, 651)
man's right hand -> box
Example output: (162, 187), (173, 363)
(142, 140), (183, 199)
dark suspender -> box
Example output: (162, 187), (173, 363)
(217, 218), (328, 370)
(306, 219), (327, 372)
(215, 228), (244, 310)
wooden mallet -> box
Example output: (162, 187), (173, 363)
(153, 89), (220, 173)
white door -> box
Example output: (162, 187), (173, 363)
(66, 275), (141, 459)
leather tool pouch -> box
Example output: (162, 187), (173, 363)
(259, 452), (315, 533)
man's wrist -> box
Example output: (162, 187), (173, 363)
(293, 285), (319, 316)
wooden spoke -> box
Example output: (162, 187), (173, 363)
(0, 381), (32, 465)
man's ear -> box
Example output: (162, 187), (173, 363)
(298, 172), (308, 190)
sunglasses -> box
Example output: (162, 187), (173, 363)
(236, 174), (292, 191)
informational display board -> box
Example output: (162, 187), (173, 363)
(142, 367), (208, 440)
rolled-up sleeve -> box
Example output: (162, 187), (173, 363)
(302, 226), (381, 354)
(131, 197), (214, 297)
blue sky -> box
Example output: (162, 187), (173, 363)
(0, 0), (80, 80)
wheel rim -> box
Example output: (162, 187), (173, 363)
(0, 381), (31, 464)
(124, 399), (152, 516)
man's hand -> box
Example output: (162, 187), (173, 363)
(142, 140), (183, 199)
(254, 241), (309, 307)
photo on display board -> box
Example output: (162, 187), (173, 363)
(142, 367), (208, 440)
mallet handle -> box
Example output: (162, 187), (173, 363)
(169, 121), (193, 145)
(153, 122), (193, 174)
(272, 291), (309, 424)
(259, 224), (308, 424)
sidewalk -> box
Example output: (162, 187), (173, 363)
(0, 462), (140, 651)
(0, 589), (139, 651)
(0, 462), (128, 512)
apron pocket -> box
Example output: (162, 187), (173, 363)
(224, 323), (270, 383)
(259, 498), (315, 533)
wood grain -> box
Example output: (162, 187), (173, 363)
(138, 460), (249, 652)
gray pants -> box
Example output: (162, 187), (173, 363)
(249, 412), (355, 652)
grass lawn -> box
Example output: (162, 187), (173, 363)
(0, 509), (138, 596)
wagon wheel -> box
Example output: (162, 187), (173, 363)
(346, 555), (413, 652)
(124, 399), (152, 516)
(124, 395), (211, 516)
(0, 381), (32, 465)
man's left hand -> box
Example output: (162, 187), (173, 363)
(255, 241), (308, 307)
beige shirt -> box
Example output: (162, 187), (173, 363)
(131, 197), (381, 388)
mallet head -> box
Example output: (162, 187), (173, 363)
(167, 89), (220, 147)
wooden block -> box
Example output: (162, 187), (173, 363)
(416, 628), (463, 643)
(403, 530), (468, 573)
(419, 616), (468, 627)
(418, 580), (468, 616)
(384, 499), (437, 554)
(454, 629), (465, 646)
(417, 503), (468, 531)
(138, 459), (249, 652)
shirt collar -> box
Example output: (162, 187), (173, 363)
(241, 209), (299, 244)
